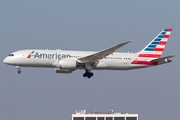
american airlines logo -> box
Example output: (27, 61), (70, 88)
(27, 51), (70, 59)
(27, 51), (35, 58)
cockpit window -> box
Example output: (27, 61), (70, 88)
(8, 54), (14, 56)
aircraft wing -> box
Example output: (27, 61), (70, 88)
(78, 40), (133, 63)
(150, 55), (176, 62)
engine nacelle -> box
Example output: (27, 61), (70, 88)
(55, 68), (72, 74)
(58, 59), (77, 69)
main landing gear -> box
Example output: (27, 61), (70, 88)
(83, 70), (94, 78)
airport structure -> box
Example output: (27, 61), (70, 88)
(72, 110), (138, 120)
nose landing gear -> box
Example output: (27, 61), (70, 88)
(17, 70), (21, 74)
(83, 70), (94, 78)
(16, 66), (21, 74)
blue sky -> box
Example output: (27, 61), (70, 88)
(0, 1), (179, 120)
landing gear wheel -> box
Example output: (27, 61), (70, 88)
(83, 71), (94, 78)
(87, 73), (93, 78)
(87, 74), (91, 78)
(83, 73), (87, 77)
(90, 73), (94, 76)
(83, 72), (88, 77)
(17, 70), (21, 74)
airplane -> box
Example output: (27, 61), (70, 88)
(3, 28), (175, 78)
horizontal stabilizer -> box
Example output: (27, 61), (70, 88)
(150, 55), (176, 62)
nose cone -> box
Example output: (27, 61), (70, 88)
(3, 57), (14, 65)
(3, 57), (8, 64)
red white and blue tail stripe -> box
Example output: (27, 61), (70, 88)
(131, 28), (172, 65)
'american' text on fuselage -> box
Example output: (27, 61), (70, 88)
(34, 52), (70, 59)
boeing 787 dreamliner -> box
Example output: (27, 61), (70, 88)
(3, 28), (175, 78)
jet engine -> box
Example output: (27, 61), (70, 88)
(53, 59), (77, 73)
(58, 59), (77, 69)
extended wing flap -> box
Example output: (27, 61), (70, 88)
(150, 55), (176, 62)
(78, 40), (133, 63)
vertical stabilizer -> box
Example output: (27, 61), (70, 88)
(137, 28), (172, 61)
